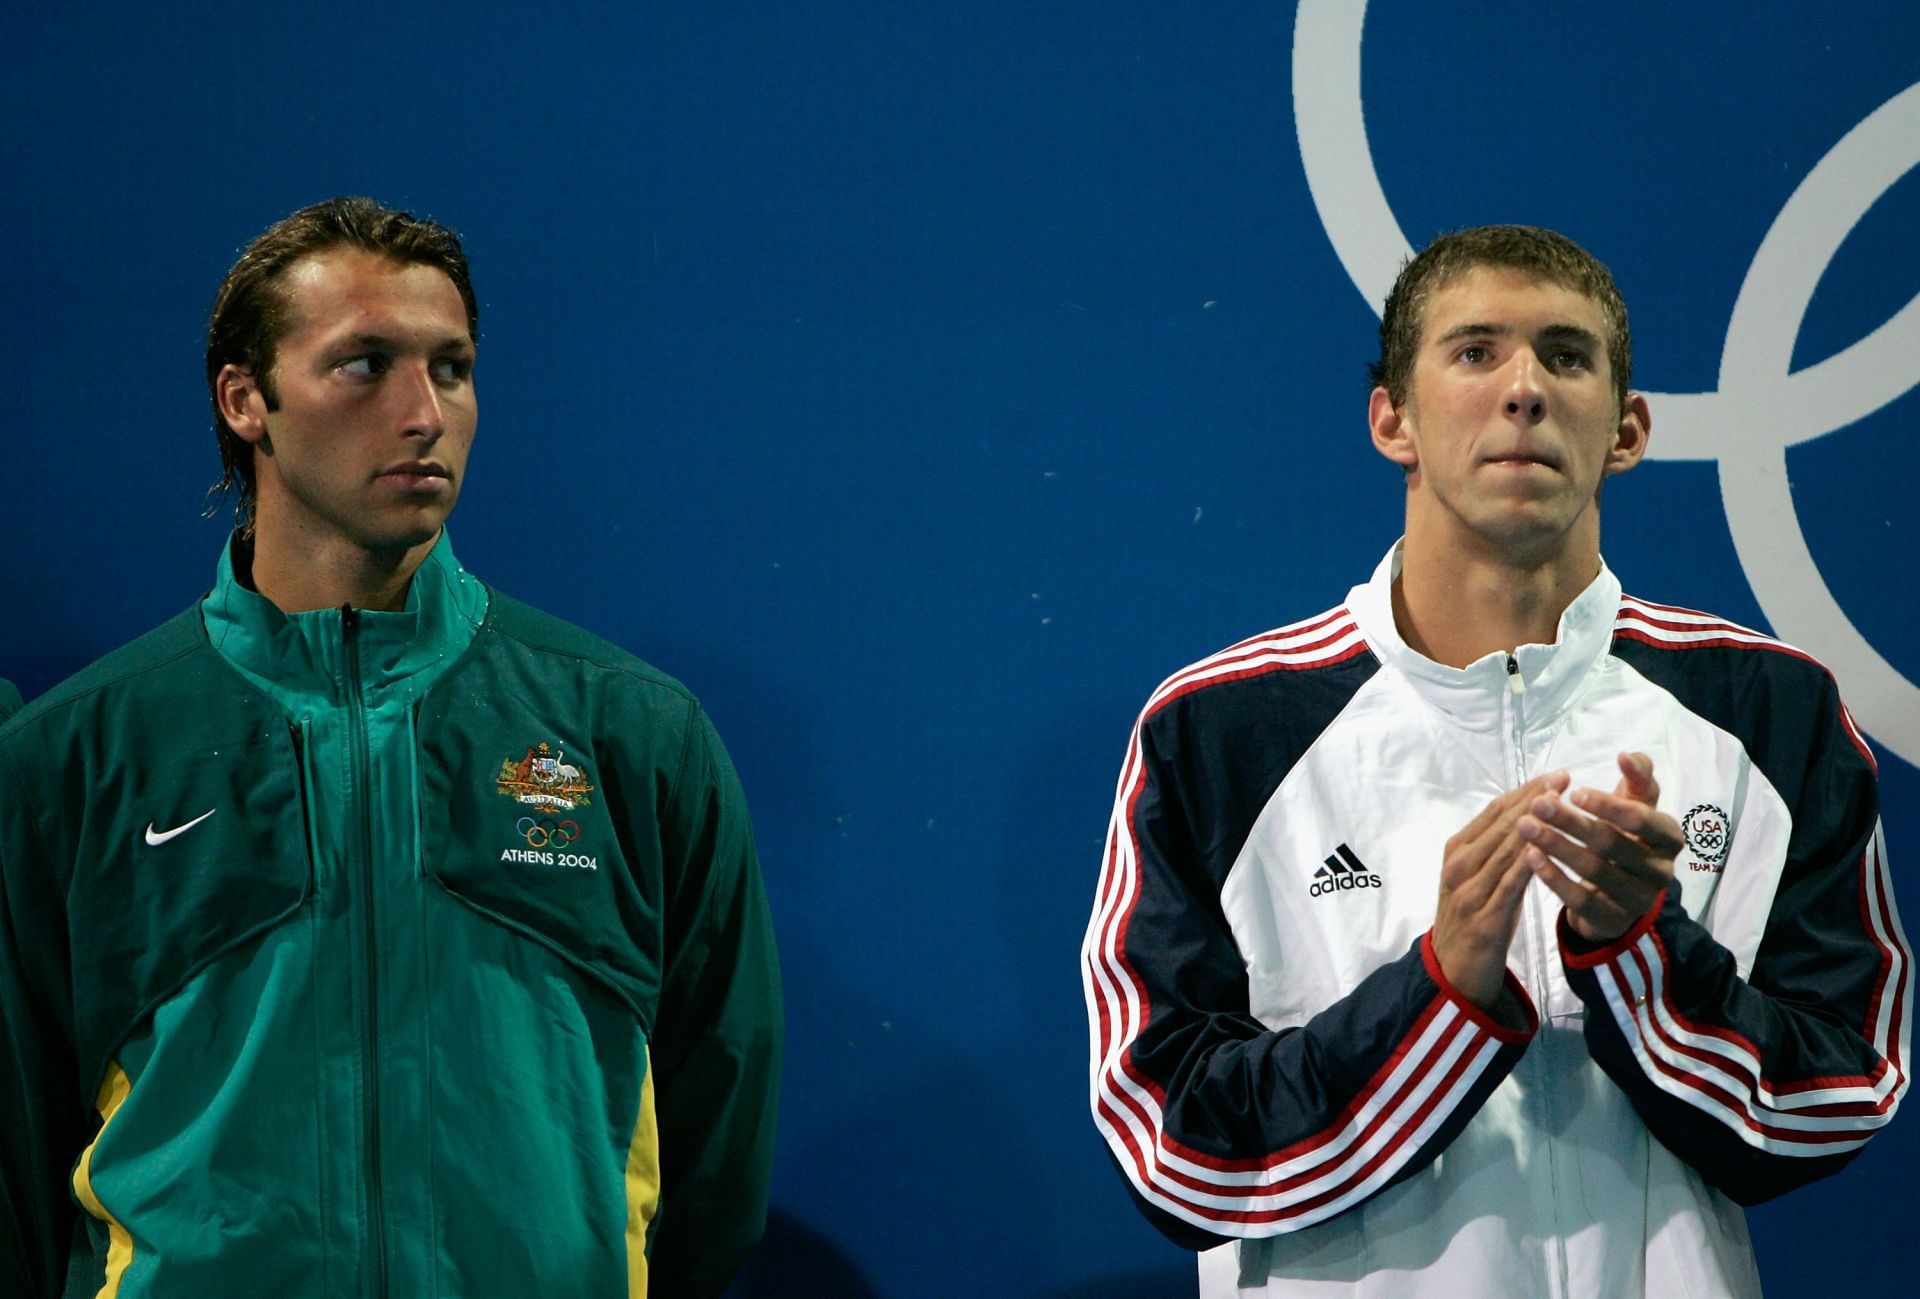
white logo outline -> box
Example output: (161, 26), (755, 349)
(144, 808), (216, 847)
(1292, 0), (1920, 766)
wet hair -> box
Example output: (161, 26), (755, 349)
(1369, 224), (1631, 410)
(204, 196), (477, 523)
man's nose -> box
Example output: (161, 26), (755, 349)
(1502, 351), (1547, 423)
(396, 361), (445, 439)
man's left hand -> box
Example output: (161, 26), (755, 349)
(1518, 752), (1681, 943)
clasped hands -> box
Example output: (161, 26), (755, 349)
(1431, 753), (1683, 1023)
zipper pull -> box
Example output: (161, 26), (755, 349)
(340, 603), (360, 636)
(1505, 652), (1527, 696)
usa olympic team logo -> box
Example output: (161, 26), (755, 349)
(1292, 0), (1920, 768)
(1682, 804), (1732, 871)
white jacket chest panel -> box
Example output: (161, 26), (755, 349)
(1219, 656), (1792, 1029)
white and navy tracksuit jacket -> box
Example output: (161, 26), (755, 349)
(1083, 545), (1909, 1298)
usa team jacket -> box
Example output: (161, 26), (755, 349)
(0, 536), (782, 1299)
(1082, 545), (1909, 1297)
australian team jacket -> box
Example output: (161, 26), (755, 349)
(1083, 545), (1909, 1297)
(0, 536), (782, 1299)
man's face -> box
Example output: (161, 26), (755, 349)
(224, 247), (477, 556)
(1368, 265), (1648, 563)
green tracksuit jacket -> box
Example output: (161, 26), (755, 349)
(0, 537), (782, 1298)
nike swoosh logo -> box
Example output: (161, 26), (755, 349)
(145, 809), (216, 846)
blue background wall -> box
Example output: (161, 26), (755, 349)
(3, 4), (1916, 1294)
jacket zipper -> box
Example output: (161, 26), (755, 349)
(1504, 654), (1535, 991)
(343, 606), (389, 1297)
(1504, 653), (1527, 782)
(1508, 650), (1571, 1299)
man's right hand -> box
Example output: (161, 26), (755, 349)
(1430, 772), (1569, 1026)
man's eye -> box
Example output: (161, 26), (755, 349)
(1549, 349), (1588, 370)
(430, 357), (472, 383)
(1459, 345), (1491, 364)
(339, 355), (386, 376)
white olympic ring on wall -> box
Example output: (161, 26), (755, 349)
(1292, 0), (1920, 767)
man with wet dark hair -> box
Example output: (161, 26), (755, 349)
(203, 195), (480, 531)
(1085, 224), (1906, 1297)
(0, 198), (782, 1299)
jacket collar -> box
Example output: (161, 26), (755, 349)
(1347, 540), (1621, 733)
(201, 530), (488, 710)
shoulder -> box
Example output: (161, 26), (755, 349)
(0, 607), (215, 745)
(475, 588), (700, 709)
(1140, 602), (1376, 731)
(1609, 592), (1872, 767)
(1612, 594), (1818, 667)
(459, 588), (718, 768)
(1132, 602), (1380, 798)
(0, 608), (255, 809)
(1118, 604), (1378, 874)
(1610, 593), (1840, 694)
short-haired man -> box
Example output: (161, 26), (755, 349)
(1084, 225), (1908, 1296)
(0, 197), (782, 1298)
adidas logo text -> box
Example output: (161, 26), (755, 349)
(1310, 843), (1383, 897)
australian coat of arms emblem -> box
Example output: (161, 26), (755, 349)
(496, 741), (596, 811)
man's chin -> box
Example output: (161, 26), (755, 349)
(1467, 505), (1593, 561)
(350, 517), (448, 559)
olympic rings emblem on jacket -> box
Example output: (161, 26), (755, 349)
(517, 816), (581, 849)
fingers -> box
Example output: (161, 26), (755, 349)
(1612, 751), (1659, 806)
(1568, 787), (1684, 857)
(1432, 773), (1574, 1009)
(1432, 824), (1537, 1010)
(1525, 843), (1637, 938)
(1490, 841), (1535, 910)
(1459, 773), (1570, 852)
(1521, 794), (1672, 887)
(1517, 775), (1680, 941)
(1453, 772), (1554, 841)
(1445, 773), (1569, 895)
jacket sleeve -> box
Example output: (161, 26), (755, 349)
(645, 705), (783, 1297)
(1082, 701), (1537, 1249)
(1561, 676), (1909, 1204)
(0, 748), (84, 1299)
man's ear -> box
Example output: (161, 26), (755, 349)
(1604, 391), (1652, 478)
(1369, 386), (1417, 469)
(215, 364), (270, 447)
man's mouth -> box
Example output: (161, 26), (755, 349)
(1485, 451), (1558, 469)
(377, 462), (452, 490)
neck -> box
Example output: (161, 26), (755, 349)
(1391, 518), (1600, 669)
(246, 519), (438, 614)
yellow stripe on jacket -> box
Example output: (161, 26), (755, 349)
(626, 1046), (662, 1296)
(72, 1060), (136, 1298)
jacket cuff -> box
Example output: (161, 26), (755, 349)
(1420, 931), (1538, 1044)
(1558, 884), (1671, 969)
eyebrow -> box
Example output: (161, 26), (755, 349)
(1435, 321), (1602, 348)
(338, 331), (475, 352)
